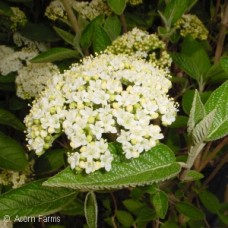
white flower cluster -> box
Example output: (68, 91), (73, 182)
(45, 0), (111, 22)
(10, 7), (27, 31)
(0, 45), (38, 76)
(72, 0), (112, 21)
(175, 14), (209, 40)
(105, 28), (172, 70)
(25, 53), (177, 174)
(45, 0), (68, 21)
(16, 63), (60, 100)
(0, 160), (34, 189)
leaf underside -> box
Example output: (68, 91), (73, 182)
(43, 144), (181, 191)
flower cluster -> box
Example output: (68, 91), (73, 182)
(45, 0), (68, 21)
(72, 0), (112, 21)
(16, 63), (60, 100)
(10, 7), (27, 31)
(175, 14), (209, 40)
(0, 160), (34, 189)
(25, 53), (177, 174)
(45, 0), (111, 22)
(105, 28), (172, 70)
(0, 45), (38, 76)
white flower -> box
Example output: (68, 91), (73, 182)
(25, 53), (177, 174)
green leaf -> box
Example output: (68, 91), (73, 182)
(20, 23), (58, 42)
(152, 191), (168, 219)
(80, 15), (104, 50)
(123, 199), (145, 214)
(61, 199), (84, 216)
(176, 202), (204, 220)
(170, 115), (188, 128)
(31, 48), (79, 63)
(182, 37), (211, 77)
(53, 26), (74, 45)
(0, 1), (13, 16)
(171, 52), (201, 81)
(0, 131), (28, 171)
(43, 144), (181, 191)
(206, 61), (228, 83)
(34, 148), (66, 174)
(84, 192), (97, 228)
(116, 210), (134, 227)
(0, 179), (76, 220)
(220, 57), (228, 73)
(182, 170), (204, 182)
(93, 25), (111, 52)
(0, 73), (15, 83)
(218, 212), (228, 225)
(0, 109), (25, 131)
(192, 110), (215, 144)
(164, 0), (194, 25)
(104, 15), (121, 41)
(188, 90), (206, 134)
(199, 190), (220, 213)
(205, 81), (228, 141)
(107, 0), (126, 15)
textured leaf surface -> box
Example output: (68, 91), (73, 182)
(0, 131), (28, 171)
(31, 48), (79, 63)
(205, 81), (228, 141)
(107, 0), (126, 15)
(188, 90), (206, 134)
(0, 109), (25, 131)
(43, 144), (181, 191)
(104, 15), (121, 40)
(0, 179), (77, 220)
(164, 0), (194, 25)
(152, 191), (168, 219)
(192, 110), (215, 144)
(171, 53), (201, 80)
(84, 192), (97, 228)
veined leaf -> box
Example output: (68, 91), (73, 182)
(164, 0), (195, 25)
(182, 37), (211, 77)
(107, 0), (126, 15)
(188, 90), (206, 134)
(205, 81), (228, 141)
(171, 52), (201, 81)
(93, 25), (111, 52)
(192, 110), (215, 144)
(31, 48), (79, 63)
(0, 109), (25, 131)
(0, 179), (77, 220)
(104, 15), (121, 41)
(43, 144), (181, 191)
(152, 191), (168, 219)
(0, 131), (28, 171)
(84, 192), (97, 228)
(53, 26), (74, 45)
